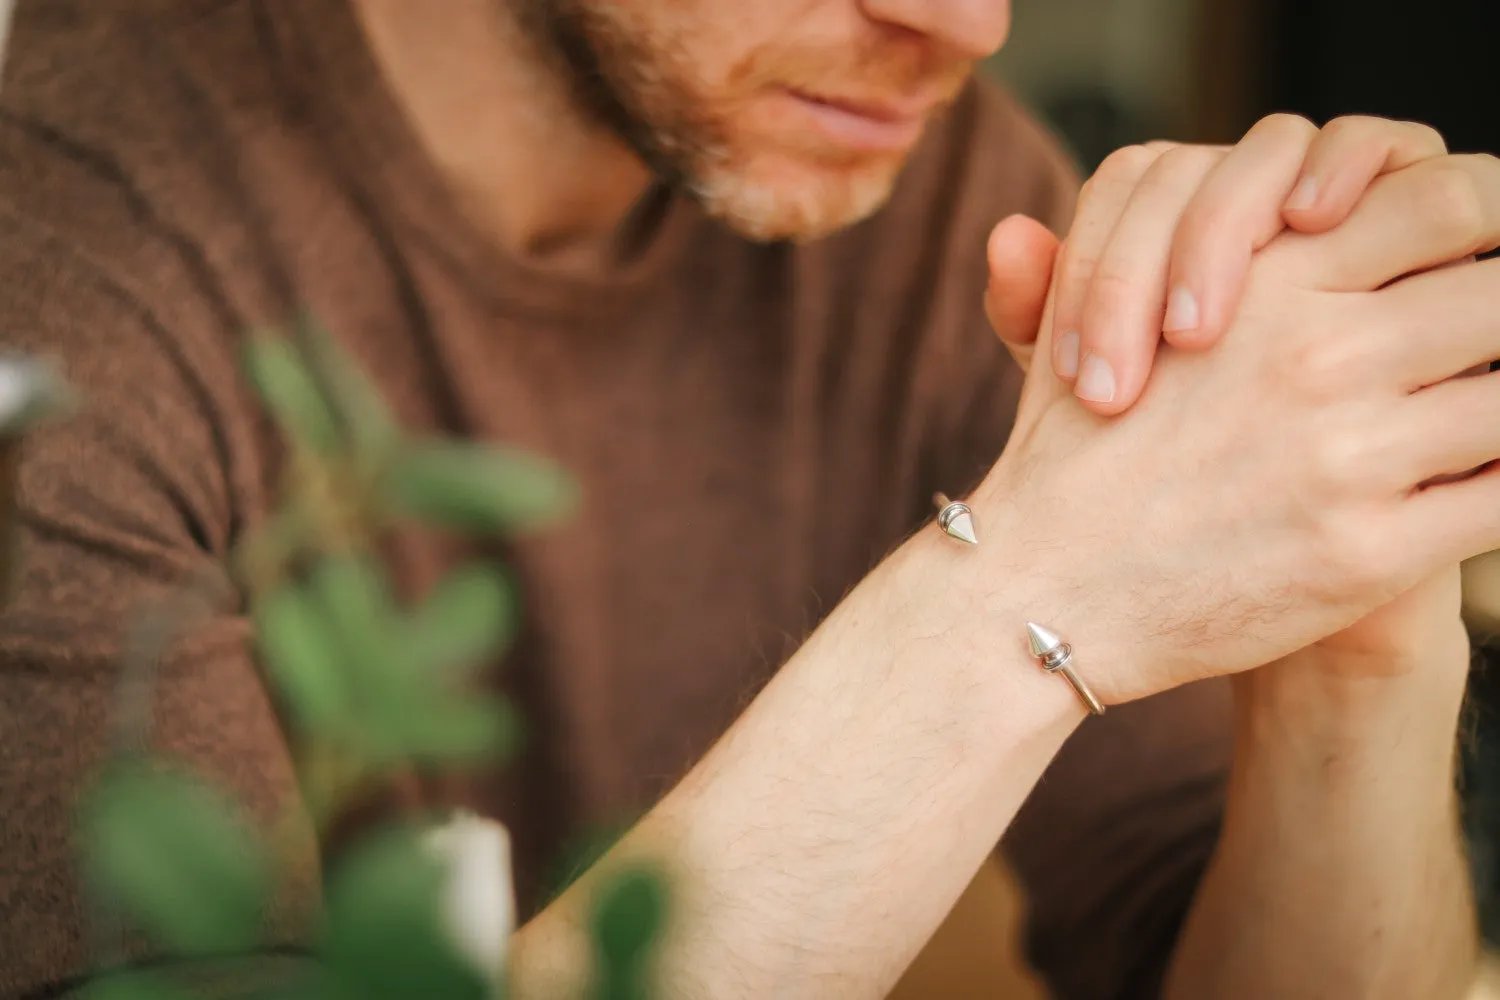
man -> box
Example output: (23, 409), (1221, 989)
(0, 2), (1496, 999)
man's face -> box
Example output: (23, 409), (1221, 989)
(514, 0), (1010, 242)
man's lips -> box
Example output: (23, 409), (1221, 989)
(789, 89), (935, 124)
(780, 87), (936, 152)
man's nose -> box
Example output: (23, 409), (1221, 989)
(858, 0), (1012, 62)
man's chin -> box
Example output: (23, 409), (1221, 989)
(688, 159), (904, 243)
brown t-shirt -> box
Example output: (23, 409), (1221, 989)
(0, 2), (1233, 998)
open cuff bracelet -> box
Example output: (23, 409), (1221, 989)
(933, 492), (1106, 717)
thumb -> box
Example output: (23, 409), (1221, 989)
(985, 215), (1062, 372)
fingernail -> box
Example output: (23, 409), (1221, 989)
(1076, 353), (1116, 403)
(1163, 285), (1200, 333)
(1286, 176), (1318, 212)
(1056, 329), (1080, 378)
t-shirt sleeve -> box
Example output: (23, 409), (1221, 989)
(913, 84), (1236, 1000)
(0, 211), (322, 997)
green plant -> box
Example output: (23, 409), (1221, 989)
(77, 317), (669, 999)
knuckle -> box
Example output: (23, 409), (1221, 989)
(1075, 175), (1098, 206)
(1307, 424), (1380, 498)
(1280, 335), (1361, 401)
(1465, 150), (1500, 176)
(1399, 119), (1448, 154)
(1151, 143), (1222, 181)
(1469, 150), (1500, 173)
(1054, 241), (1098, 292)
(1255, 111), (1318, 143)
(1051, 254), (1098, 324)
(1414, 162), (1485, 248)
(1130, 146), (1223, 213)
(1084, 264), (1136, 317)
(1095, 144), (1160, 185)
(1316, 114), (1372, 141)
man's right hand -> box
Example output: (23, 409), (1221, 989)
(986, 115), (1454, 410)
(969, 151), (1500, 705)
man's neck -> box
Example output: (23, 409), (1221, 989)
(351, 0), (656, 274)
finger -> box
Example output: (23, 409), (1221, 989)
(1012, 265), (1075, 422)
(1048, 144), (1172, 382)
(1072, 145), (1225, 410)
(1282, 117), (1448, 232)
(985, 214), (1063, 372)
(1374, 256), (1500, 390)
(1162, 114), (1317, 351)
(1278, 153), (1500, 291)
(1392, 367), (1500, 489)
(1404, 460), (1500, 570)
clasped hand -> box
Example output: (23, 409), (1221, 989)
(980, 114), (1500, 704)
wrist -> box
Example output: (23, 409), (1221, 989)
(943, 485), (1165, 706)
(877, 509), (1089, 745)
(1233, 649), (1469, 784)
(1241, 634), (1470, 724)
(630, 517), (1091, 998)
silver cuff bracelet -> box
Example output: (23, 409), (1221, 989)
(934, 492), (1106, 717)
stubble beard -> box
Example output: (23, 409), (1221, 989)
(508, 0), (909, 242)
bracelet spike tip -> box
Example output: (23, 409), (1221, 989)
(1024, 620), (1106, 717)
(1025, 621), (1064, 659)
(933, 492), (978, 545)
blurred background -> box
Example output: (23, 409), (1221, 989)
(982, 0), (1500, 949)
(984, 0), (1499, 169)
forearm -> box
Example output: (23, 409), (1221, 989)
(1166, 650), (1477, 1000)
(509, 523), (1084, 1000)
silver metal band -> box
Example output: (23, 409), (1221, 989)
(933, 492), (1106, 716)
(933, 492), (978, 545)
(1026, 629), (1106, 716)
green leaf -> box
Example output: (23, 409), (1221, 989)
(83, 763), (270, 956)
(591, 865), (670, 1000)
(80, 971), (186, 1000)
(307, 554), (403, 681)
(379, 440), (577, 534)
(369, 694), (521, 768)
(297, 315), (400, 472)
(324, 828), (487, 1000)
(242, 337), (340, 456)
(305, 553), (449, 759)
(253, 583), (350, 735)
(401, 563), (517, 677)
(309, 553), (392, 625)
(84, 971), (313, 1000)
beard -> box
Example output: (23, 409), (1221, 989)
(510, 0), (970, 242)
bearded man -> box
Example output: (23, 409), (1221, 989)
(2, 2), (1498, 999)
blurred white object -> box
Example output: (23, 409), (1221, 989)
(0, 0), (14, 84)
(424, 811), (516, 992)
(0, 357), (73, 434)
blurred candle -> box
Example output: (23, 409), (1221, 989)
(424, 810), (517, 993)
